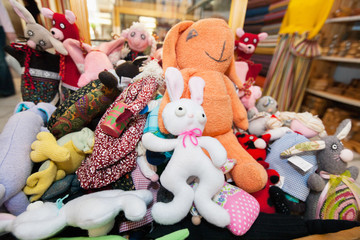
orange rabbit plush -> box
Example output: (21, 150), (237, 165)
(158, 18), (267, 193)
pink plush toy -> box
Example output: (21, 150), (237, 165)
(120, 22), (157, 62)
(41, 8), (82, 100)
(63, 38), (126, 88)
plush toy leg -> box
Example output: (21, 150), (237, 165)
(4, 191), (29, 216)
(216, 130), (267, 193)
(194, 179), (230, 227)
(23, 160), (58, 202)
(152, 171), (194, 225)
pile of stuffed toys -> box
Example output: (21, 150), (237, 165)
(1, 1), (360, 239)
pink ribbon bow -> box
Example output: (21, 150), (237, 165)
(179, 128), (202, 148)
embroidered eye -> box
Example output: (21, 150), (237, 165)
(253, 39), (257, 44)
(244, 37), (249, 43)
(186, 29), (198, 41)
(130, 31), (136, 37)
(141, 34), (146, 40)
(331, 143), (338, 150)
(52, 20), (56, 25)
(249, 136), (254, 140)
(175, 106), (186, 117)
(59, 23), (65, 29)
(27, 30), (34, 36)
(39, 40), (46, 46)
(197, 111), (206, 124)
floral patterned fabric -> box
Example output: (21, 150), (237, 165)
(76, 73), (160, 189)
(21, 75), (60, 104)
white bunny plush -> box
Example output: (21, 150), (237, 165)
(141, 67), (230, 228)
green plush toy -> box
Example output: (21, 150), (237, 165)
(24, 128), (94, 202)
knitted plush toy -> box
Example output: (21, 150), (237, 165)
(0, 102), (56, 215)
(5, 0), (68, 104)
(23, 128), (94, 202)
(157, 18), (267, 193)
(41, 7), (82, 101)
(76, 60), (164, 189)
(234, 28), (268, 82)
(120, 22), (157, 62)
(256, 96), (278, 115)
(142, 67), (230, 227)
(0, 189), (153, 239)
(281, 119), (360, 221)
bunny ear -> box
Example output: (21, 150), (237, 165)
(189, 76), (205, 105)
(165, 67), (184, 102)
(40, 8), (54, 19)
(280, 140), (326, 157)
(236, 28), (245, 38)
(336, 119), (352, 140)
(63, 38), (86, 66)
(9, 0), (36, 24)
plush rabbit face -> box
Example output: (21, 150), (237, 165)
(9, 0), (67, 55)
(162, 67), (206, 136)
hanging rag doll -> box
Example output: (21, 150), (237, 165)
(120, 22), (157, 63)
(5, 0), (68, 104)
(76, 60), (164, 189)
(41, 7), (82, 101)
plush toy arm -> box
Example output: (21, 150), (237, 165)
(199, 136), (227, 168)
(63, 38), (87, 73)
(224, 77), (248, 130)
(30, 132), (70, 163)
(266, 127), (293, 141)
(307, 173), (326, 192)
(142, 132), (177, 152)
(348, 166), (359, 180)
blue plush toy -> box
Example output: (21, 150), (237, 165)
(0, 102), (56, 215)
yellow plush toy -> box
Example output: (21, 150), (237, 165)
(24, 128), (94, 202)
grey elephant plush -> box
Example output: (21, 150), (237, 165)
(0, 102), (56, 215)
(281, 119), (360, 221)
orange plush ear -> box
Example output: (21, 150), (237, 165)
(162, 21), (194, 70)
(226, 54), (244, 90)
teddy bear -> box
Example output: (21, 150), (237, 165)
(40, 7), (82, 101)
(157, 18), (267, 193)
(281, 119), (360, 221)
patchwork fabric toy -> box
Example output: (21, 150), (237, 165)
(23, 128), (94, 202)
(0, 102), (56, 215)
(76, 60), (164, 189)
(158, 18), (267, 193)
(47, 79), (119, 139)
(142, 67), (230, 227)
(41, 7), (82, 100)
(0, 189), (153, 239)
(281, 119), (360, 221)
(5, 0), (68, 104)
(120, 22), (157, 62)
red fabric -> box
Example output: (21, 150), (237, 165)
(76, 75), (159, 189)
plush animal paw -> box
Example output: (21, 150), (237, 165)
(30, 132), (70, 163)
(23, 160), (63, 202)
(230, 162), (267, 193)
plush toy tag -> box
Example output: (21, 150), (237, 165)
(287, 156), (314, 173)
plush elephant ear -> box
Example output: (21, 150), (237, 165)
(14, 102), (36, 114)
(280, 140), (325, 157)
(162, 21), (194, 71)
(336, 119), (352, 140)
